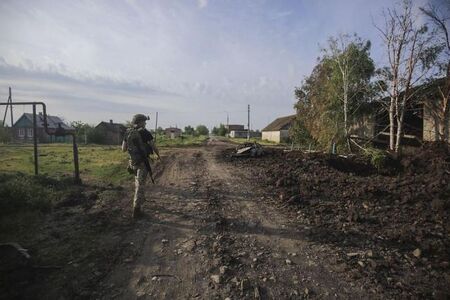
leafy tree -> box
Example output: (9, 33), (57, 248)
(211, 124), (227, 136)
(292, 36), (374, 151)
(195, 125), (209, 136)
(184, 125), (195, 135)
(217, 124), (228, 136)
(321, 34), (375, 150)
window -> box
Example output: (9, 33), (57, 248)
(18, 128), (25, 137)
(27, 128), (34, 137)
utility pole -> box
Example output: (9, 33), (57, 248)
(154, 112), (158, 138)
(226, 112), (229, 127)
(2, 87), (14, 126)
(9, 87), (13, 126)
(247, 104), (250, 140)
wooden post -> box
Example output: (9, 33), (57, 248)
(32, 104), (38, 175)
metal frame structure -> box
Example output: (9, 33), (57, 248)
(0, 101), (81, 184)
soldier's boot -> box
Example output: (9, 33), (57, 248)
(132, 206), (142, 219)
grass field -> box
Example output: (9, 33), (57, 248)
(0, 135), (208, 185)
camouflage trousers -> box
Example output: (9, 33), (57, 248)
(133, 162), (148, 209)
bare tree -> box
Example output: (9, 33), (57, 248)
(375, 0), (438, 153)
(421, 3), (450, 142)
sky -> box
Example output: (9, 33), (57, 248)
(0, 0), (442, 130)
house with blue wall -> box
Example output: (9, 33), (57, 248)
(13, 113), (74, 143)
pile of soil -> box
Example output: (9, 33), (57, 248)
(221, 143), (450, 298)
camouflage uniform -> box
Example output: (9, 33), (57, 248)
(124, 127), (150, 212)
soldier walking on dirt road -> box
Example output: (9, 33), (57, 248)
(122, 114), (160, 219)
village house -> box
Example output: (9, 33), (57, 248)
(228, 129), (261, 139)
(262, 115), (296, 143)
(225, 124), (245, 132)
(165, 127), (182, 139)
(12, 112), (74, 143)
(95, 120), (127, 145)
(350, 79), (450, 147)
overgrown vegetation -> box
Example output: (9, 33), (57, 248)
(290, 0), (446, 155)
(292, 35), (374, 151)
(0, 173), (70, 215)
(363, 147), (388, 171)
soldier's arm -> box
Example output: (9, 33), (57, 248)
(150, 140), (161, 159)
(121, 140), (128, 152)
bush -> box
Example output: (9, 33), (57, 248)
(0, 174), (58, 215)
(364, 148), (388, 171)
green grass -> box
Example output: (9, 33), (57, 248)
(0, 144), (129, 184)
(155, 134), (208, 147)
(0, 137), (208, 185)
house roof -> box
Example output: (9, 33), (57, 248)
(165, 127), (182, 132)
(262, 115), (296, 132)
(96, 121), (127, 132)
(14, 113), (74, 130)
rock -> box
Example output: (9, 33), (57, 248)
(254, 286), (261, 299)
(357, 261), (365, 267)
(219, 266), (228, 275)
(347, 252), (360, 257)
(240, 278), (250, 292)
(304, 288), (309, 295)
(210, 275), (221, 284)
(286, 259), (293, 265)
(413, 248), (421, 258)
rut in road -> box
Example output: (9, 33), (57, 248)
(98, 144), (364, 299)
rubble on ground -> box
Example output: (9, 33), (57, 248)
(232, 143), (264, 157)
(221, 142), (450, 298)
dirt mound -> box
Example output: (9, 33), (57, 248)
(220, 144), (450, 298)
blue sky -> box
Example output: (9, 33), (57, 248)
(0, 0), (438, 130)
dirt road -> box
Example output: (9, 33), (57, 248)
(94, 140), (368, 299)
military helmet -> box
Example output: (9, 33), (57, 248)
(132, 114), (149, 124)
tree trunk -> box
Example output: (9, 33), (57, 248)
(395, 105), (406, 155)
(343, 84), (351, 152)
(389, 97), (396, 151)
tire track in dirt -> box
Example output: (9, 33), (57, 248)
(98, 149), (219, 299)
(201, 142), (368, 299)
(97, 142), (368, 299)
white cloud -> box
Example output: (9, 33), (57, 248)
(197, 0), (208, 9)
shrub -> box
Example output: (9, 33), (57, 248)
(364, 148), (388, 171)
(0, 174), (58, 215)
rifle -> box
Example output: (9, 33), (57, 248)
(132, 137), (155, 184)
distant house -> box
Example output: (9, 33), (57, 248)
(95, 120), (127, 145)
(225, 124), (245, 132)
(12, 112), (74, 143)
(229, 130), (261, 139)
(165, 127), (182, 139)
(262, 115), (296, 143)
